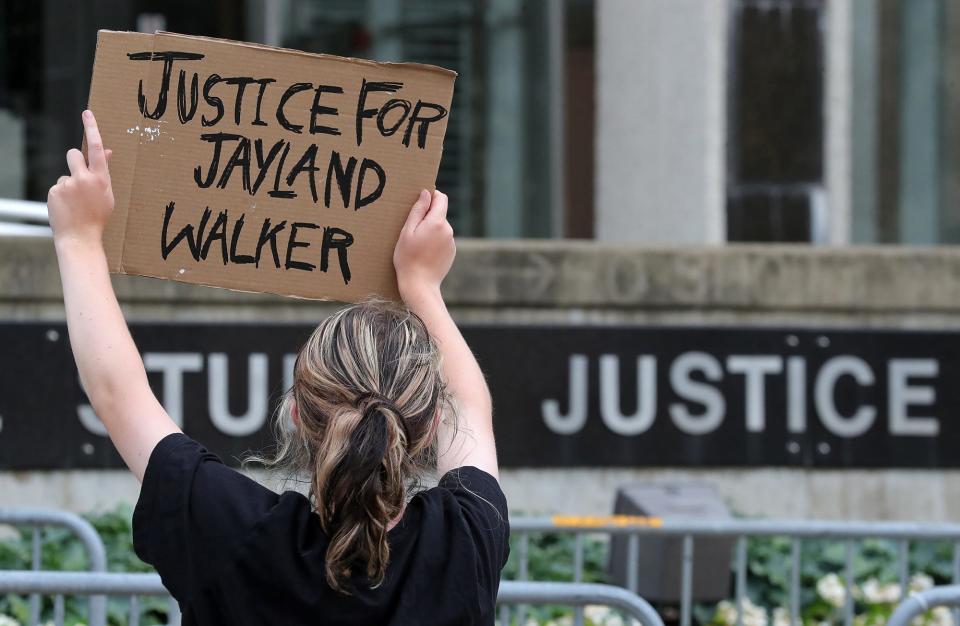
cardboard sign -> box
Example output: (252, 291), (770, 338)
(87, 31), (456, 300)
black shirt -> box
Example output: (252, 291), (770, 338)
(133, 433), (510, 625)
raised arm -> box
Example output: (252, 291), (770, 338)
(48, 110), (180, 481)
(393, 190), (498, 479)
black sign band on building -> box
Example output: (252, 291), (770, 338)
(0, 323), (954, 470)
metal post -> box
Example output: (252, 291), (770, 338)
(952, 542), (960, 626)
(130, 595), (140, 626)
(30, 526), (41, 626)
(681, 535), (694, 626)
(54, 594), (64, 626)
(735, 537), (746, 626)
(518, 533), (529, 626)
(574, 532), (584, 626)
(790, 539), (801, 626)
(844, 540), (855, 626)
(626, 534), (639, 594)
(168, 597), (182, 626)
(898, 540), (909, 600)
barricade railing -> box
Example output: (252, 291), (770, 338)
(0, 571), (180, 626)
(0, 198), (51, 237)
(0, 508), (108, 626)
(888, 585), (960, 626)
(509, 516), (960, 626)
(498, 581), (664, 626)
(0, 572), (661, 626)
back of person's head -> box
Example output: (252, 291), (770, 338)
(262, 300), (450, 593)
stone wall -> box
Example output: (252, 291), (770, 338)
(3, 237), (960, 519)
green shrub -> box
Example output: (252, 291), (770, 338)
(0, 505), (168, 626)
(2, 509), (957, 626)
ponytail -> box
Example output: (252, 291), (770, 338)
(246, 301), (451, 594)
(311, 394), (411, 592)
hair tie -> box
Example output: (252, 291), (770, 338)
(356, 393), (411, 443)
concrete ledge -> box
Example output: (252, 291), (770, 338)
(4, 237), (960, 311)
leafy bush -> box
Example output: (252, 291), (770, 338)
(0, 505), (169, 626)
(2, 509), (958, 626)
(499, 531), (958, 626)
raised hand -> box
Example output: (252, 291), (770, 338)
(393, 189), (455, 298)
(47, 110), (114, 246)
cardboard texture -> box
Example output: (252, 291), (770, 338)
(87, 30), (456, 301)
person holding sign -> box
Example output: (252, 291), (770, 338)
(48, 110), (507, 625)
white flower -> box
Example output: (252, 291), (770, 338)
(910, 574), (935, 593)
(772, 607), (790, 626)
(583, 604), (632, 626)
(0, 615), (20, 626)
(713, 599), (768, 626)
(930, 607), (954, 626)
(741, 599), (768, 626)
(860, 578), (901, 604)
(817, 573), (848, 608)
(715, 601), (738, 626)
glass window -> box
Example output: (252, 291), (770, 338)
(850, 0), (955, 245)
(726, 0), (825, 243)
(252, 0), (559, 238)
(0, 2), (244, 202)
(1, 0), (567, 239)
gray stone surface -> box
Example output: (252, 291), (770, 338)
(5, 236), (960, 519)
(6, 237), (960, 313)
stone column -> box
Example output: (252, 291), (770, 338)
(595, 0), (727, 244)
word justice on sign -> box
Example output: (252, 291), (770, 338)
(77, 352), (298, 438)
(542, 353), (940, 438)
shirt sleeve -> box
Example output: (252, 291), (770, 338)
(437, 466), (511, 598)
(132, 433), (279, 602)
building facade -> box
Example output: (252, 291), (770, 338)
(2, 1), (960, 520)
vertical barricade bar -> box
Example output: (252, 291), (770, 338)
(626, 534), (639, 594)
(169, 596), (182, 626)
(681, 535), (694, 626)
(518, 532), (529, 626)
(574, 532), (585, 626)
(735, 537), (746, 626)
(573, 532), (584, 581)
(790, 539), (801, 626)
(952, 542), (960, 626)
(844, 540), (855, 626)
(129, 595), (141, 626)
(54, 594), (64, 626)
(898, 540), (909, 601)
(30, 526), (41, 626)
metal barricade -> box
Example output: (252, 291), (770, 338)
(0, 572), (660, 626)
(509, 516), (960, 626)
(0, 571), (179, 626)
(499, 581), (664, 626)
(0, 508), (109, 626)
(888, 585), (960, 626)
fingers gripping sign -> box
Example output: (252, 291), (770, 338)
(393, 189), (456, 297)
(47, 110), (116, 246)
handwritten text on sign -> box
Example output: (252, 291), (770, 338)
(89, 32), (455, 300)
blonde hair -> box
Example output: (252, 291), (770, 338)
(254, 300), (451, 593)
